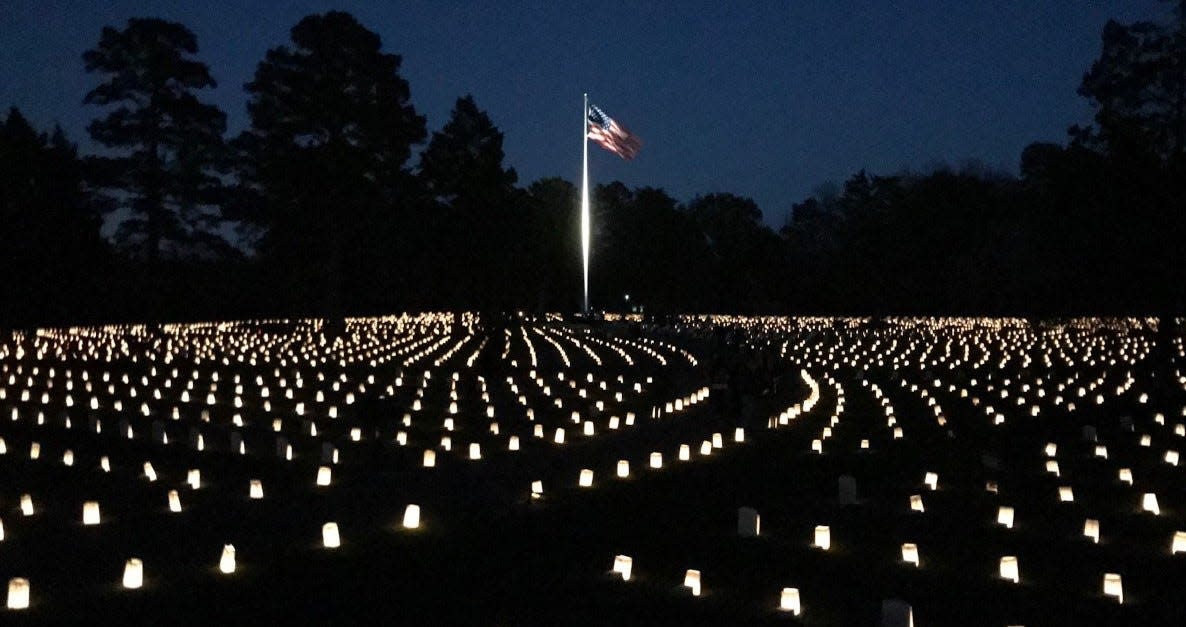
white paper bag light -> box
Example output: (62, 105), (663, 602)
(402, 504), (420, 529)
(901, 543), (920, 567)
(683, 569), (701, 596)
(6, 578), (29, 610)
(1103, 573), (1123, 603)
(122, 558), (143, 589)
(814, 525), (831, 550)
(779, 587), (801, 614)
(999, 556), (1019, 583)
(612, 555), (632, 581)
(997, 506), (1014, 529)
(322, 522), (340, 548)
(1171, 531), (1186, 554)
(82, 501), (100, 526)
(219, 545), (236, 574)
(1143, 493), (1160, 515)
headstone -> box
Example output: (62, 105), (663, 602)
(1119, 416), (1133, 432)
(151, 421), (165, 443)
(275, 435), (288, 458)
(738, 507), (760, 537)
(321, 442), (336, 463)
(229, 431), (242, 452)
(1082, 425), (1097, 442)
(838, 475), (858, 505)
(881, 599), (914, 627)
(981, 454), (1000, 470)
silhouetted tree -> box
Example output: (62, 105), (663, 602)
(525, 178), (581, 310)
(238, 11), (426, 317)
(1074, 1), (1186, 164)
(686, 193), (786, 312)
(1065, 1), (1186, 312)
(589, 183), (712, 313)
(420, 95), (517, 206)
(82, 18), (229, 266)
(418, 95), (521, 309)
(0, 108), (112, 325)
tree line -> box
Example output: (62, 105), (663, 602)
(2, 6), (1184, 327)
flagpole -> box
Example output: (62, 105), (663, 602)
(581, 92), (590, 314)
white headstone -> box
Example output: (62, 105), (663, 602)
(881, 599), (914, 627)
(738, 507), (760, 537)
(839, 475), (858, 505)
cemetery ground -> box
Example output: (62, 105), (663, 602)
(1, 315), (1185, 625)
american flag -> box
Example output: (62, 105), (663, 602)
(587, 104), (642, 160)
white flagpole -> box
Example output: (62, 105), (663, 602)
(581, 93), (591, 314)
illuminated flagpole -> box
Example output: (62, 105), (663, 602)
(581, 92), (591, 313)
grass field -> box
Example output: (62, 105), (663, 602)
(1, 315), (1184, 625)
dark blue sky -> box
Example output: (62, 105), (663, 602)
(0, 1), (1171, 226)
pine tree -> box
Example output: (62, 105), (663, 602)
(83, 18), (229, 264)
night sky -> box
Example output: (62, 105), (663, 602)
(0, 1), (1171, 226)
